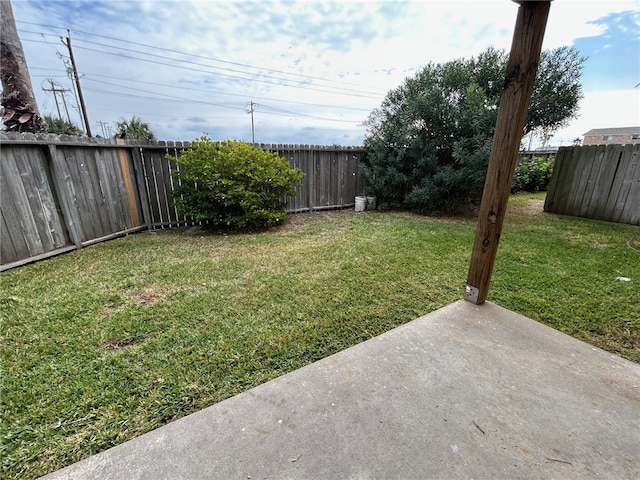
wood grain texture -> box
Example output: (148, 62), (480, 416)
(545, 144), (639, 226)
(466, 1), (551, 304)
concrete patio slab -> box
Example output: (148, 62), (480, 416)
(42, 300), (640, 479)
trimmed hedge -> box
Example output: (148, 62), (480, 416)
(170, 136), (304, 228)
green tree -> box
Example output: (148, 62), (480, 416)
(525, 47), (585, 140)
(114, 116), (155, 140)
(44, 115), (82, 135)
(170, 136), (304, 228)
(362, 46), (585, 213)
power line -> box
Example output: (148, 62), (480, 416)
(82, 79), (247, 110)
(73, 43), (382, 99)
(22, 33), (380, 126)
(256, 103), (360, 123)
(16, 20), (388, 94)
(18, 22), (374, 137)
(23, 37), (380, 99)
(56, 72), (368, 123)
(68, 36), (384, 97)
(30, 68), (373, 112)
(84, 75), (372, 111)
(80, 85), (361, 125)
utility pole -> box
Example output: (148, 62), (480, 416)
(42, 79), (72, 122)
(246, 100), (256, 143)
(43, 80), (62, 120)
(97, 120), (112, 138)
(62, 32), (92, 136)
(60, 87), (71, 124)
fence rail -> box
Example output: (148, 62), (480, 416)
(544, 144), (639, 225)
(1, 133), (365, 270)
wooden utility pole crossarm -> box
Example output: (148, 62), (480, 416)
(465, 1), (552, 305)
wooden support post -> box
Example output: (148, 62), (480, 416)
(465, 1), (552, 305)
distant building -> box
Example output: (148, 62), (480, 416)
(582, 127), (640, 146)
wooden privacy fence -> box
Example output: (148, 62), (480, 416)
(0, 133), (365, 270)
(544, 143), (639, 225)
(136, 142), (364, 228)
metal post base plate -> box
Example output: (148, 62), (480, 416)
(464, 284), (480, 304)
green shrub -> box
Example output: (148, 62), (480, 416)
(170, 136), (304, 228)
(511, 156), (554, 193)
(44, 115), (82, 135)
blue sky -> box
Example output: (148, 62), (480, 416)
(10, 0), (640, 147)
(573, 10), (639, 91)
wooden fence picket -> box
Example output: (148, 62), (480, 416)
(0, 134), (366, 269)
(544, 143), (639, 225)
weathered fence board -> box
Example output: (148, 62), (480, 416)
(543, 147), (565, 213)
(590, 144), (623, 220)
(1, 134), (365, 269)
(138, 147), (188, 228)
(576, 144), (602, 218)
(616, 145), (639, 225)
(1, 210), (19, 262)
(0, 146), (70, 264)
(46, 144), (82, 247)
(54, 145), (137, 241)
(130, 147), (153, 228)
(544, 144), (640, 225)
(255, 144), (362, 212)
(1, 137), (146, 269)
(65, 147), (100, 240)
(140, 149), (162, 226)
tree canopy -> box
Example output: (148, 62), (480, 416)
(114, 116), (156, 141)
(362, 46), (585, 213)
(44, 115), (82, 136)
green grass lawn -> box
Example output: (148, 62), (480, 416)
(2, 193), (639, 479)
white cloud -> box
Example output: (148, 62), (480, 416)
(550, 89), (640, 146)
(9, 0), (639, 144)
(544, 0), (639, 49)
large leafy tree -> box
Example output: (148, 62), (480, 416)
(362, 46), (585, 213)
(526, 47), (586, 141)
(114, 116), (155, 141)
(0, 0), (47, 132)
